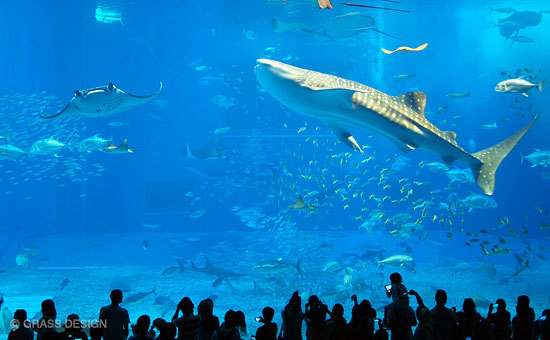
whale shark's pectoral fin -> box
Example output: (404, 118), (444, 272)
(327, 122), (364, 153)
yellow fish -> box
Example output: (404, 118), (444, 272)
(382, 43), (428, 55)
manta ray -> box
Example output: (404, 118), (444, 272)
(102, 139), (134, 154)
(382, 43), (428, 54)
(41, 82), (162, 119)
(255, 59), (535, 195)
(289, 196), (316, 210)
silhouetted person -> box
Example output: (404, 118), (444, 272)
(172, 297), (200, 340)
(234, 311), (246, 339)
(100, 290), (130, 340)
(535, 309), (550, 340)
(326, 304), (345, 340)
(456, 298), (481, 340)
(512, 295), (534, 340)
(211, 310), (240, 340)
(345, 294), (374, 340)
(152, 319), (176, 340)
(130, 315), (153, 340)
(60, 314), (87, 340)
(281, 291), (305, 340)
(388, 292), (417, 340)
(197, 299), (219, 340)
(408, 291), (433, 340)
(487, 299), (511, 340)
(305, 296), (332, 340)
(8, 309), (33, 340)
(255, 307), (277, 340)
(34, 299), (57, 340)
(384, 273), (408, 328)
(430, 290), (456, 340)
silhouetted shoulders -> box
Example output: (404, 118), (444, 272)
(100, 305), (130, 340)
(8, 327), (34, 340)
(174, 315), (200, 340)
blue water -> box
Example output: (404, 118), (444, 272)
(0, 0), (549, 335)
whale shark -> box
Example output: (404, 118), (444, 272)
(255, 59), (535, 195)
(41, 82), (162, 119)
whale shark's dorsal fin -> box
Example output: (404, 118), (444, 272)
(395, 91), (427, 115)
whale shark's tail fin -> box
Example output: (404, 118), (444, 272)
(471, 120), (535, 195)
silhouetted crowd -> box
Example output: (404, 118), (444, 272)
(2, 272), (549, 340)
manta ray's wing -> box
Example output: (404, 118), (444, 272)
(119, 82), (163, 112)
(40, 100), (75, 119)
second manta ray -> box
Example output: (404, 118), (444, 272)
(41, 82), (162, 119)
(255, 59), (535, 195)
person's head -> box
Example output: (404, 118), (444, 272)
(154, 319), (175, 340)
(390, 273), (402, 284)
(198, 299), (214, 317)
(178, 297), (194, 315)
(308, 295), (320, 306)
(224, 310), (236, 329)
(134, 315), (151, 336)
(517, 295), (530, 306)
(332, 304), (344, 318)
(64, 314), (82, 332)
(542, 309), (550, 317)
(463, 298), (476, 314)
(153, 318), (166, 330)
(516, 295), (531, 316)
(495, 298), (506, 311)
(41, 299), (56, 318)
(359, 300), (376, 319)
(435, 290), (447, 306)
(110, 289), (123, 304)
(235, 311), (246, 334)
(262, 307), (274, 322)
(13, 309), (27, 328)
(288, 291), (302, 312)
